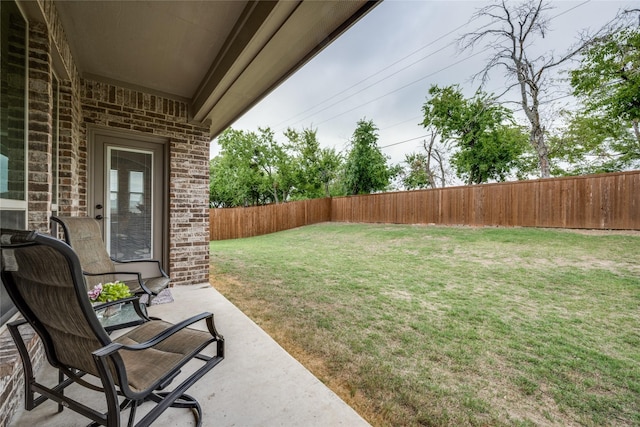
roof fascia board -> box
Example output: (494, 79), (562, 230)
(191, 0), (296, 122)
(205, 0), (381, 138)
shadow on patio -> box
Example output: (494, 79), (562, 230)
(11, 284), (370, 426)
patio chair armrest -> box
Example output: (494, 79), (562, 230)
(8, 318), (29, 328)
(83, 270), (154, 296)
(93, 312), (215, 358)
(83, 270), (142, 283)
(112, 259), (168, 279)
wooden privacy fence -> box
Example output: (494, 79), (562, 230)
(210, 197), (331, 240)
(210, 171), (640, 240)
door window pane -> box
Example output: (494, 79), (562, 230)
(51, 74), (59, 212)
(107, 148), (153, 260)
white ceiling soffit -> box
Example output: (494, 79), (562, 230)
(21, 1), (378, 136)
(51, 1), (250, 100)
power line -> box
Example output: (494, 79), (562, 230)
(273, 18), (477, 130)
(281, 41), (459, 131)
(381, 115), (423, 131)
(380, 134), (430, 149)
(550, 0), (592, 20)
(314, 50), (486, 127)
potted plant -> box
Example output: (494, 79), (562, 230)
(88, 281), (132, 317)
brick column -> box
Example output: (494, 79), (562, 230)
(27, 22), (52, 231)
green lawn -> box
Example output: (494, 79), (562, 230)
(210, 223), (640, 426)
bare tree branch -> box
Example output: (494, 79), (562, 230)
(457, 0), (627, 178)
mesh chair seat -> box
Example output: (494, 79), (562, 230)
(124, 276), (170, 296)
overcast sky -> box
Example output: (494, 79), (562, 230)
(211, 0), (636, 165)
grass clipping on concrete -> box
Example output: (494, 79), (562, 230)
(210, 223), (640, 426)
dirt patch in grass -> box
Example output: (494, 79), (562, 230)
(210, 271), (386, 426)
(555, 228), (640, 236)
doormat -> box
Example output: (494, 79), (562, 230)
(140, 288), (174, 305)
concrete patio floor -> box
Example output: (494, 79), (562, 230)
(10, 284), (371, 426)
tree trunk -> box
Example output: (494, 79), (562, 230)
(519, 77), (551, 178)
(531, 123), (551, 178)
(423, 134), (436, 188)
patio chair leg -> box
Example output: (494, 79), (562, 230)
(127, 400), (141, 427)
(147, 392), (203, 427)
(58, 370), (65, 413)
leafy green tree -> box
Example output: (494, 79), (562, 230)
(283, 127), (343, 199)
(401, 152), (433, 190)
(211, 126), (346, 206)
(210, 128), (265, 207)
(343, 119), (393, 195)
(422, 85), (531, 185)
(571, 27), (640, 140)
(567, 26), (640, 171)
(209, 156), (241, 207)
(548, 110), (640, 174)
(317, 147), (344, 197)
(254, 127), (295, 204)
(400, 132), (451, 189)
(210, 128), (290, 207)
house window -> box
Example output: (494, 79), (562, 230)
(1, 0), (28, 325)
(51, 73), (60, 215)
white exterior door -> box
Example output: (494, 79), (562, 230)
(91, 130), (167, 264)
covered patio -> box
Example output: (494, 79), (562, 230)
(11, 284), (370, 426)
(1, 1), (380, 424)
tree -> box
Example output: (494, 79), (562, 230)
(317, 147), (344, 197)
(422, 85), (530, 185)
(211, 126), (346, 207)
(210, 128), (265, 207)
(209, 156), (240, 208)
(459, 0), (615, 178)
(570, 26), (640, 146)
(548, 110), (640, 175)
(401, 132), (451, 189)
(401, 152), (433, 190)
(253, 127), (295, 204)
(210, 128), (292, 207)
(343, 119), (393, 195)
(283, 127), (343, 199)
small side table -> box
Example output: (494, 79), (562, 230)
(93, 297), (150, 333)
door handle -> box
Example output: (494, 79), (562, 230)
(95, 215), (104, 220)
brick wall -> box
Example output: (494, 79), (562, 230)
(57, 78), (83, 217)
(0, 326), (42, 427)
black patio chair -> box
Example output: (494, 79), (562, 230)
(0, 228), (224, 427)
(51, 216), (170, 305)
